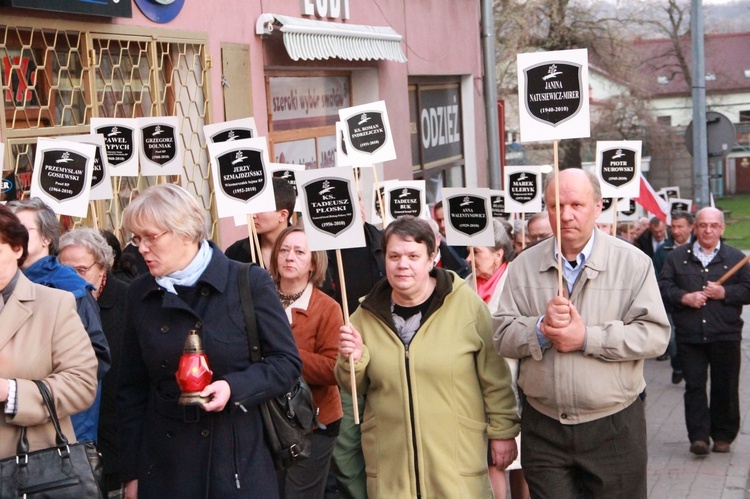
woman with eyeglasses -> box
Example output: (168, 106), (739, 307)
(58, 228), (129, 496)
(7, 198), (110, 444)
(117, 184), (301, 499)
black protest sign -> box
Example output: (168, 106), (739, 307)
(388, 187), (422, 219)
(602, 197), (614, 212)
(447, 195), (489, 237)
(273, 169), (299, 197)
(304, 179), (355, 237)
(491, 193), (509, 219)
(601, 148), (636, 189)
(96, 124), (134, 166)
(90, 145), (105, 189)
(346, 111), (387, 155)
(216, 148), (266, 202)
(39, 149), (87, 202)
(210, 128), (254, 143)
(524, 62), (582, 127)
(142, 124), (178, 166)
(622, 199), (636, 216)
(508, 171), (538, 205)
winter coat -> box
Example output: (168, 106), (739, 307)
(287, 285), (343, 426)
(335, 268), (519, 498)
(117, 244), (302, 498)
(494, 231), (670, 424)
(659, 242), (750, 343)
(0, 272), (98, 459)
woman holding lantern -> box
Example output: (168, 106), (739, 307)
(117, 184), (301, 499)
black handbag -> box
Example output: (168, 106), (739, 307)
(238, 263), (318, 470)
(0, 380), (104, 498)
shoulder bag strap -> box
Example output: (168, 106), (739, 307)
(238, 263), (262, 363)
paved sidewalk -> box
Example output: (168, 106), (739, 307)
(645, 307), (750, 498)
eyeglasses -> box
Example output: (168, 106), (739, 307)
(130, 230), (169, 247)
(696, 223), (723, 230)
(72, 263), (97, 276)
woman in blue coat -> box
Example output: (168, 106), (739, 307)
(117, 184), (301, 498)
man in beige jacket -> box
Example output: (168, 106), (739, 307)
(494, 169), (670, 498)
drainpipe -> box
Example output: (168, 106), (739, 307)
(481, 0), (501, 189)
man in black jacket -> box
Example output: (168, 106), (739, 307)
(659, 207), (750, 456)
(634, 216), (667, 258)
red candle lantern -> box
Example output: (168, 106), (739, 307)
(176, 329), (213, 405)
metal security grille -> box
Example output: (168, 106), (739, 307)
(1, 20), (215, 241)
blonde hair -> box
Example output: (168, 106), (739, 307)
(123, 184), (208, 243)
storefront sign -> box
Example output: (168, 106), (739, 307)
(419, 86), (462, 165)
(207, 138), (274, 219)
(3, 0), (132, 17)
(596, 140), (642, 198)
(31, 138), (94, 218)
(270, 76), (350, 131)
(442, 188), (494, 247)
(91, 118), (140, 177)
(300, 0), (350, 19)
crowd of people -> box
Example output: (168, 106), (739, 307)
(0, 168), (746, 498)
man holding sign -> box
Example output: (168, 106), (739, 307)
(494, 169), (669, 497)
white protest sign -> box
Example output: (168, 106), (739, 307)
(91, 118), (140, 177)
(296, 167), (366, 251)
(517, 49), (590, 142)
(56, 134), (112, 201)
(31, 138), (94, 218)
(504, 165), (543, 213)
(207, 138), (275, 219)
(338, 100), (396, 165)
(383, 180), (428, 226)
(442, 188), (495, 247)
(668, 198), (693, 224)
(269, 163), (304, 212)
(596, 141), (642, 198)
(203, 117), (258, 144)
(662, 186), (680, 199)
(596, 197), (619, 225)
(139, 116), (183, 176)
(335, 121), (353, 167)
(617, 198), (642, 222)
(356, 166), (384, 226)
(490, 190), (510, 219)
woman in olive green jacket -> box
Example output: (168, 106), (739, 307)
(336, 216), (519, 498)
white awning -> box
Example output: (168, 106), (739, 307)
(256, 14), (407, 63)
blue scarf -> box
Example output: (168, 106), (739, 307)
(155, 240), (212, 294)
(23, 256), (93, 299)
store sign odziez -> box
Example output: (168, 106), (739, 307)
(1, 0), (132, 17)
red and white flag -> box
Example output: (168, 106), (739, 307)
(635, 177), (669, 222)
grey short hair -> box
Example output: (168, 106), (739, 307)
(488, 219), (515, 262)
(59, 228), (115, 271)
(543, 169), (602, 202)
(123, 184), (208, 243)
(7, 198), (61, 254)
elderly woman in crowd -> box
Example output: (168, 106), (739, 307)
(117, 184), (301, 499)
(336, 215), (519, 498)
(58, 228), (129, 495)
(270, 226), (344, 498)
(466, 219), (528, 499)
(8, 198), (109, 443)
(0, 204), (98, 459)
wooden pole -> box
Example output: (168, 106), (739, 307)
(470, 246), (477, 293)
(611, 198), (618, 236)
(553, 140), (564, 297)
(372, 166), (385, 225)
(521, 213), (526, 251)
(250, 219), (265, 270)
(336, 248), (359, 425)
(89, 201), (99, 231)
(717, 254), (750, 285)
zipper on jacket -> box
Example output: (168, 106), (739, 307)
(405, 345), (422, 498)
(230, 412), (241, 489)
